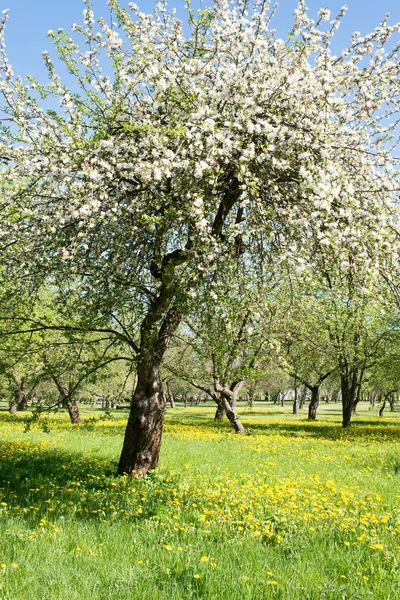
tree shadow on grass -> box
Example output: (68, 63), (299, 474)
(244, 418), (400, 442)
(0, 441), (175, 530)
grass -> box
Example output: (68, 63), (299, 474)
(0, 401), (399, 599)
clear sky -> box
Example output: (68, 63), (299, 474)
(2, 0), (400, 81)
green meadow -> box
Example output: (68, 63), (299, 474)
(0, 403), (399, 599)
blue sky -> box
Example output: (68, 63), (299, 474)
(2, 0), (400, 81)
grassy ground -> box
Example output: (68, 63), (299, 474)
(0, 401), (399, 599)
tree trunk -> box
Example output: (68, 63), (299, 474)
(118, 295), (182, 477)
(118, 359), (165, 476)
(51, 375), (81, 425)
(308, 387), (319, 420)
(341, 370), (358, 428)
(299, 388), (307, 409)
(247, 384), (256, 408)
(221, 396), (248, 433)
(379, 400), (386, 417)
(65, 400), (81, 424)
(9, 377), (28, 413)
(214, 400), (225, 420)
(293, 383), (299, 415)
(166, 380), (175, 409)
(215, 382), (248, 434)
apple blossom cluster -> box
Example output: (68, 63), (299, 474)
(0, 0), (398, 307)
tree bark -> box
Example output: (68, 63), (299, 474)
(308, 386), (319, 420)
(166, 380), (175, 409)
(351, 397), (359, 414)
(118, 358), (166, 476)
(65, 400), (81, 424)
(341, 370), (358, 428)
(379, 400), (386, 417)
(51, 375), (81, 425)
(118, 296), (182, 476)
(214, 400), (225, 420)
(215, 382), (248, 434)
(9, 376), (28, 413)
(299, 388), (307, 409)
(221, 396), (247, 433)
(293, 381), (299, 415)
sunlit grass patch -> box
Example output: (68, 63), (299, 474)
(0, 407), (400, 599)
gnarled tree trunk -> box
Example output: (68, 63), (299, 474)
(216, 382), (248, 434)
(293, 382), (300, 415)
(9, 376), (28, 414)
(118, 357), (166, 476)
(214, 398), (225, 420)
(65, 400), (81, 424)
(379, 399), (386, 417)
(166, 380), (175, 409)
(52, 376), (81, 424)
(118, 294), (183, 476)
(341, 369), (358, 428)
(308, 386), (319, 420)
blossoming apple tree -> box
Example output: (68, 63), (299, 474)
(0, 0), (399, 475)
